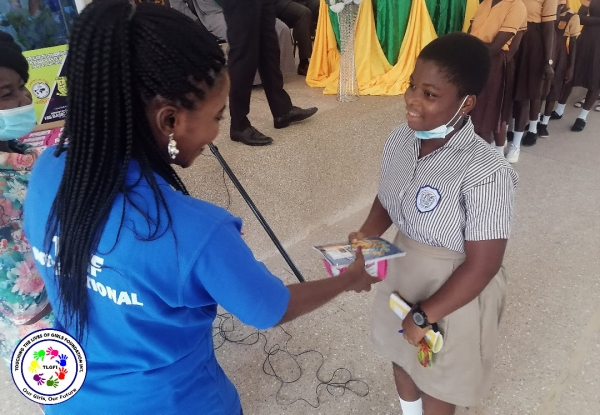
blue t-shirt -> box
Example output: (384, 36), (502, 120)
(23, 148), (290, 415)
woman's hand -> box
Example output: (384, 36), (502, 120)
(343, 247), (381, 293)
(348, 231), (367, 243)
(402, 311), (429, 347)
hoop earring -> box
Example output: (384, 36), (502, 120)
(168, 133), (179, 160)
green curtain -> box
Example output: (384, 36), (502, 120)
(424, 0), (467, 36)
(328, 8), (341, 51)
(373, 0), (412, 65)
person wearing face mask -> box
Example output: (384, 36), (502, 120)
(348, 33), (518, 415)
(0, 32), (54, 368)
(22, 3), (379, 414)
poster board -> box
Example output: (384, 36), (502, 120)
(22, 45), (69, 127)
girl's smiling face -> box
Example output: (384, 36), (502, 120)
(404, 58), (476, 133)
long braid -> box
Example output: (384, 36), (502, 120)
(44, 0), (226, 340)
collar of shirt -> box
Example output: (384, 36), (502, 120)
(414, 117), (476, 159)
(125, 158), (172, 188)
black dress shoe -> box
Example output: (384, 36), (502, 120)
(571, 118), (586, 132)
(274, 106), (318, 129)
(230, 126), (273, 146)
(522, 131), (538, 147)
(297, 61), (309, 76)
(537, 123), (549, 138)
(550, 111), (563, 120)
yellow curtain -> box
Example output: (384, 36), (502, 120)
(361, 0), (437, 95)
(462, 0), (479, 32)
(306, 0), (341, 88)
(307, 0), (437, 95)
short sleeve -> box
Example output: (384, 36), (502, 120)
(184, 220), (290, 330)
(519, 13), (528, 30)
(501, 2), (528, 34)
(464, 169), (517, 241)
(565, 14), (581, 37)
(542, 0), (559, 22)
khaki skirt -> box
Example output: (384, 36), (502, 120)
(371, 232), (507, 407)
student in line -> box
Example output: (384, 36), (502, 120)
(539, 0), (580, 131)
(468, 0), (527, 161)
(560, 0), (600, 131)
(509, 0), (557, 161)
(23, 2), (379, 414)
(349, 33), (518, 415)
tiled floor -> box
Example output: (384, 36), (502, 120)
(1, 76), (599, 414)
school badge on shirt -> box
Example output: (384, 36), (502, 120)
(416, 186), (441, 213)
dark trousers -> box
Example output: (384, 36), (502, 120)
(277, 0), (319, 61)
(221, 0), (293, 132)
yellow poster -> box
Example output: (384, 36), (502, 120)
(22, 45), (69, 126)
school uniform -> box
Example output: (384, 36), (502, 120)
(371, 119), (518, 407)
(470, 0), (528, 134)
(514, 0), (558, 101)
(546, 7), (580, 101)
(573, 0), (600, 91)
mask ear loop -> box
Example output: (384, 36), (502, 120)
(446, 96), (470, 129)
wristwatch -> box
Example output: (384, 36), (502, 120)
(548, 59), (554, 66)
(412, 306), (431, 329)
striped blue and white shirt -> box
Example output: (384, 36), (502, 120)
(378, 119), (518, 253)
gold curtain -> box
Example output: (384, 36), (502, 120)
(462, 0), (480, 32)
(306, 0), (437, 95)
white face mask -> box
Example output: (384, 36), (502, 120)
(414, 96), (468, 140)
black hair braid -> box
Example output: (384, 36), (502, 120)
(44, 0), (226, 340)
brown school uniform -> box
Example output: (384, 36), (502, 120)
(573, 0), (600, 91)
(470, 0), (528, 134)
(513, 0), (559, 101)
(546, 8), (580, 101)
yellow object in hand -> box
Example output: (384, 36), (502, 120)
(389, 293), (444, 353)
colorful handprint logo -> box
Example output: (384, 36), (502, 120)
(11, 329), (87, 405)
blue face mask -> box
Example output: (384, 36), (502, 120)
(414, 97), (468, 140)
(0, 104), (37, 141)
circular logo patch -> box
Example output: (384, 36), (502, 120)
(416, 186), (441, 213)
(11, 329), (87, 405)
(31, 82), (51, 99)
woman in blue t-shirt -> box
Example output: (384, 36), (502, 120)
(22, 1), (379, 414)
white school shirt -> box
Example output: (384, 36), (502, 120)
(378, 119), (518, 253)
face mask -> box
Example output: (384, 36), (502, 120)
(414, 96), (468, 140)
(0, 104), (37, 141)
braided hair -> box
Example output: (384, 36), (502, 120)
(45, 0), (226, 340)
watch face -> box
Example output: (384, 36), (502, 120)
(413, 312), (425, 326)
